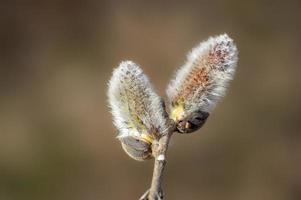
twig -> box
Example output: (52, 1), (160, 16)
(140, 121), (176, 200)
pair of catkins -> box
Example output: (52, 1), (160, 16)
(108, 34), (238, 161)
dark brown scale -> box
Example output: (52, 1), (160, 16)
(176, 110), (209, 134)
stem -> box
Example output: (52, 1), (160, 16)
(146, 121), (176, 200)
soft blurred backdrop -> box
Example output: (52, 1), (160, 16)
(1, 0), (301, 200)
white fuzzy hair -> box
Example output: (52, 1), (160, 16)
(166, 34), (238, 115)
(107, 61), (168, 138)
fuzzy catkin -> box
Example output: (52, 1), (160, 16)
(167, 34), (238, 122)
(108, 61), (168, 138)
(107, 61), (169, 160)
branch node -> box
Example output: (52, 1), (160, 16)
(157, 154), (165, 161)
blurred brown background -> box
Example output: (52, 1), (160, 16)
(1, 0), (301, 200)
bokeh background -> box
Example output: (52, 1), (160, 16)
(1, 0), (301, 200)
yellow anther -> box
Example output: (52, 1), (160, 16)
(140, 133), (154, 144)
(170, 104), (185, 121)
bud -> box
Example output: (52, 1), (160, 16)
(166, 34), (238, 133)
(107, 61), (168, 160)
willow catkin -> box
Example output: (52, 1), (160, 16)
(166, 34), (238, 133)
(107, 61), (168, 161)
